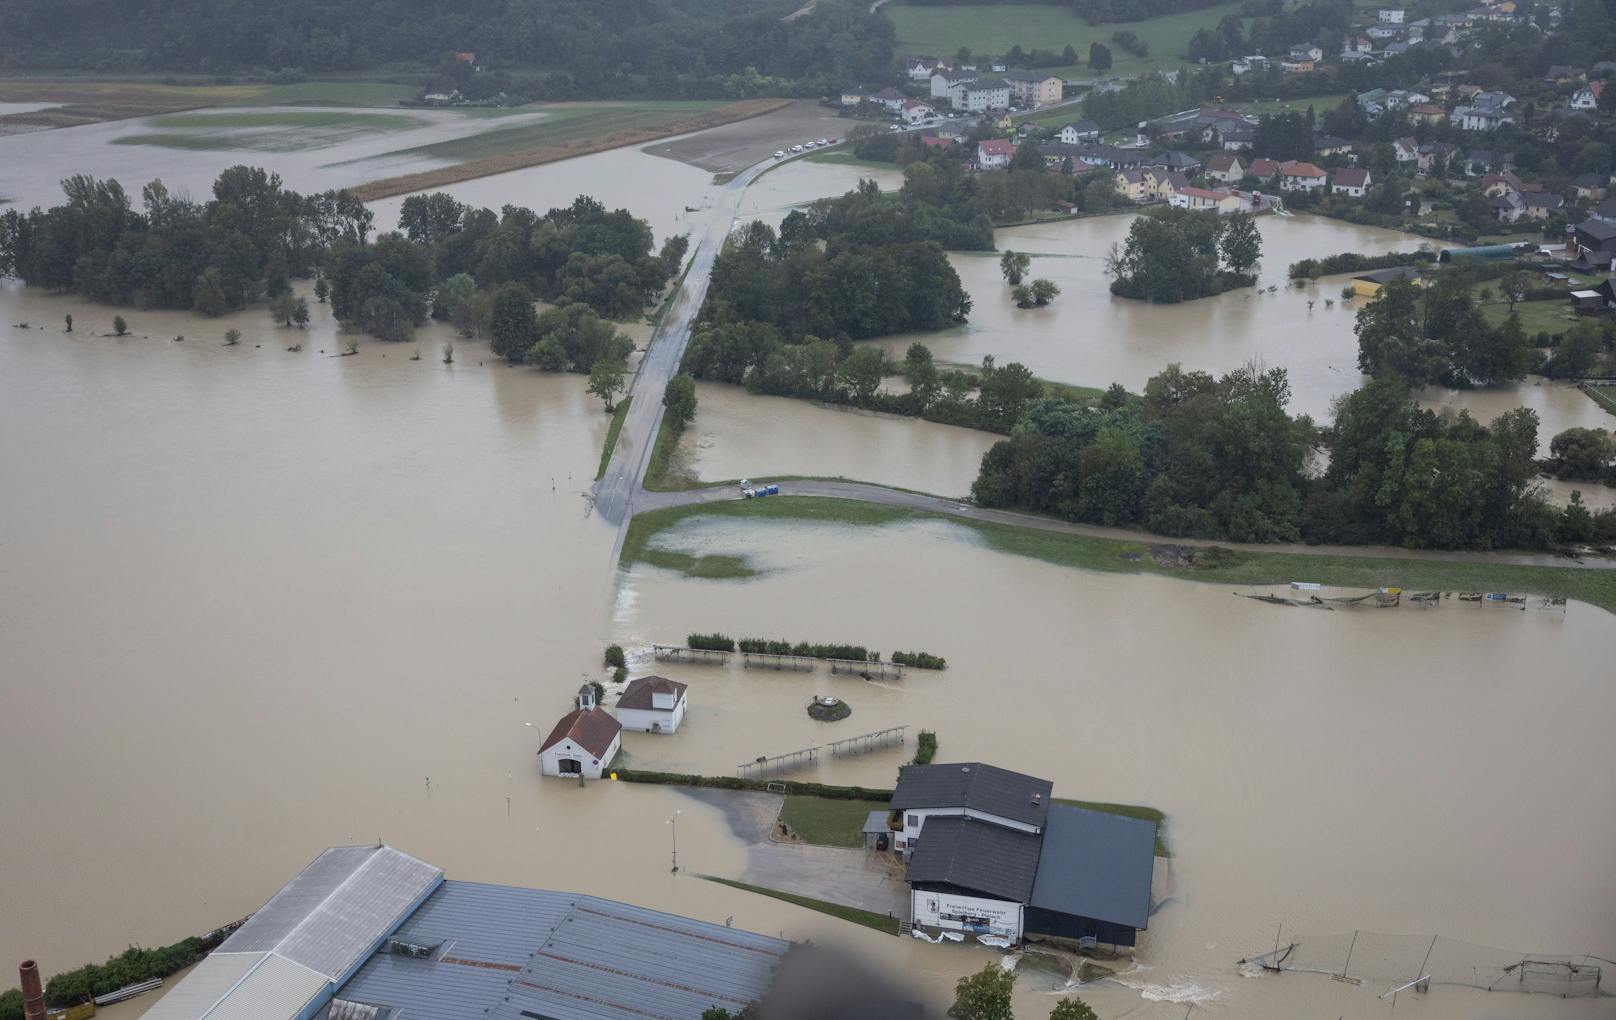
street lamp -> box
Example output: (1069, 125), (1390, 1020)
(667, 810), (682, 873)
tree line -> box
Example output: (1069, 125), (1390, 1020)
(972, 364), (1602, 550)
(0, 0), (896, 101)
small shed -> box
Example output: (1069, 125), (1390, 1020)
(1351, 266), (1420, 297)
(863, 811), (893, 851)
(1570, 289), (1604, 314)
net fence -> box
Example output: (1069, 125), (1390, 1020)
(1245, 930), (1606, 999)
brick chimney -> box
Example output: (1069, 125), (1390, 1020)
(20, 960), (46, 1020)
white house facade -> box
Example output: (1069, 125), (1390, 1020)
(537, 707), (621, 778)
(616, 675), (688, 734)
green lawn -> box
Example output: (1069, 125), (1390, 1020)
(383, 101), (725, 161)
(1581, 384), (1616, 417)
(146, 110), (420, 130)
(621, 497), (1616, 614)
(885, 1), (1244, 77)
(780, 796), (889, 847)
(699, 876), (901, 935)
(596, 397), (632, 481)
(231, 80), (419, 108)
(804, 148), (899, 172)
(1480, 298), (1577, 337)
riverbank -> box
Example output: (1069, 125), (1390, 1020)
(622, 496), (1616, 614)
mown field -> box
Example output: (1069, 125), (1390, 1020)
(113, 109), (425, 150)
(884, 1), (1243, 76)
(388, 100), (727, 162)
(0, 78), (418, 133)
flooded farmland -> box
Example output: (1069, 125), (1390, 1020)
(2, 115), (1614, 1020)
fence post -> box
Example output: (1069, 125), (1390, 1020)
(1341, 930), (1358, 980)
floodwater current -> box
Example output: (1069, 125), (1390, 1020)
(1, 115), (1614, 1020)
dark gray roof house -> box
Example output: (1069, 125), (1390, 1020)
(905, 817), (1043, 902)
(1024, 804), (1157, 945)
(891, 762), (1053, 829)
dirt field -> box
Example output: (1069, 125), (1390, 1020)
(642, 99), (856, 172)
(348, 98), (791, 200)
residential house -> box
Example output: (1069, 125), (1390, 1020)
(901, 98), (935, 124)
(908, 56), (943, 79)
(1569, 218), (1616, 270)
(1356, 87), (1389, 108)
(1490, 190), (1527, 223)
(1544, 65), (1584, 83)
(1171, 186), (1245, 213)
(919, 134), (956, 151)
(1351, 266), (1421, 297)
(1339, 49), (1378, 65)
(955, 78), (1011, 112)
(1480, 171), (1530, 196)
(1393, 136), (1420, 164)
(1378, 7), (1406, 22)
(1231, 55), (1271, 75)
(1409, 103), (1448, 124)
(839, 86), (872, 106)
(1592, 197), (1616, 223)
(1278, 160), (1328, 191)
(1288, 45), (1324, 62)
(1204, 153), (1245, 184)
(1332, 167), (1372, 197)
(1281, 57), (1315, 74)
(537, 707), (621, 778)
(1058, 119), (1101, 145)
(615, 675), (688, 734)
(1113, 168), (1154, 202)
(1217, 122), (1256, 150)
(1452, 90), (1516, 131)
(1519, 191), (1566, 220)
(1245, 157), (1280, 183)
(1571, 82), (1603, 110)
(1367, 24), (1400, 40)
(1573, 174), (1608, 201)
(1465, 150), (1514, 175)
(871, 87), (906, 111)
(1315, 134), (1354, 156)
(1384, 90), (1431, 109)
(893, 763), (1156, 947)
(931, 70), (976, 100)
(1149, 150), (1202, 175)
(977, 138), (1015, 169)
(1417, 140), (1459, 173)
(1001, 70), (1063, 107)
(1383, 41), (1412, 57)
(1346, 35), (1373, 53)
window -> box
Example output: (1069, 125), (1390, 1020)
(907, 814), (919, 829)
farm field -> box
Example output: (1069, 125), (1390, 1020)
(884, 1), (1243, 76)
(382, 100), (730, 162)
(0, 77), (419, 134)
(113, 110), (425, 151)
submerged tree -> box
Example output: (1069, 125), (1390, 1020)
(112, 315), (128, 336)
(587, 357), (626, 412)
(223, 328), (242, 346)
(1000, 250), (1031, 285)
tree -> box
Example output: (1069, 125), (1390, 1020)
(949, 964), (1013, 1020)
(1354, 277), (1441, 383)
(432, 272), (477, 329)
(1009, 138), (1045, 172)
(488, 282), (538, 362)
(839, 346), (886, 403)
(1549, 427), (1615, 480)
(1089, 42), (1112, 70)
(292, 296), (310, 327)
(587, 357), (626, 412)
(1011, 284), (1031, 306)
(1219, 211), (1261, 276)
(269, 290), (298, 326)
(314, 275), (330, 303)
(193, 269), (228, 316)
(1049, 998), (1098, 1020)
(1000, 250), (1031, 285)
(663, 373), (698, 431)
(223, 328), (242, 346)
(1029, 278), (1059, 306)
(1553, 320), (1602, 377)
(64, 314), (73, 332)
(1557, 491), (1595, 544)
(112, 314), (128, 336)
(904, 341), (941, 408)
(1500, 269), (1528, 311)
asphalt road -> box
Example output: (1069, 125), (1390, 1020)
(594, 156), (775, 535)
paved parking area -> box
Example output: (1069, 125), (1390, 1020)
(743, 840), (909, 918)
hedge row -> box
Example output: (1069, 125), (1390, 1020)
(0, 938), (209, 1018)
(613, 768), (893, 801)
(687, 633), (736, 651)
(913, 730), (939, 765)
(1288, 249), (1435, 280)
(891, 651), (947, 670)
(737, 638), (873, 661)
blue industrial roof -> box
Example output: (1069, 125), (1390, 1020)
(331, 881), (790, 1020)
(1028, 804), (1156, 930)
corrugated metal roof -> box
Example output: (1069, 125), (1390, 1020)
(204, 956), (328, 1020)
(1028, 804), (1156, 930)
(139, 953), (262, 1020)
(333, 881), (789, 1020)
(221, 845), (442, 980)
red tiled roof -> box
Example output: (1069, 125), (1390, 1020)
(920, 135), (955, 148)
(1246, 158), (1279, 176)
(1206, 153), (1240, 171)
(617, 675), (688, 711)
(1333, 168), (1369, 187)
(1180, 186), (1232, 200)
(1279, 160), (1326, 177)
(538, 707), (621, 757)
(979, 139), (1016, 156)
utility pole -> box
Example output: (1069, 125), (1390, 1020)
(668, 810), (682, 873)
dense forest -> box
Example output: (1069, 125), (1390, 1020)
(0, 0), (894, 98)
(971, 367), (1601, 550)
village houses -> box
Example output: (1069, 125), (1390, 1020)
(977, 138), (1015, 169)
(1278, 160), (1327, 191)
(1332, 167), (1371, 197)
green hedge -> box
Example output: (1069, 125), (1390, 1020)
(1, 988), (21, 1020)
(913, 730), (938, 765)
(613, 768), (893, 801)
(687, 632), (736, 652)
(0, 938), (210, 1015)
(891, 651), (947, 670)
(736, 638), (874, 661)
(1288, 250), (1435, 280)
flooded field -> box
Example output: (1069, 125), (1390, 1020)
(644, 99), (857, 173)
(617, 514), (1616, 1018)
(1419, 378), (1615, 457)
(674, 382), (996, 495)
(738, 157), (905, 225)
(2, 130), (1614, 1020)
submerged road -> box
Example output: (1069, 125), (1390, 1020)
(595, 156), (776, 534)
(636, 479), (1616, 571)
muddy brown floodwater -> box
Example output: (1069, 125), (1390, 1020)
(2, 139), (1613, 1020)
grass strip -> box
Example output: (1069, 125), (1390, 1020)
(596, 397), (631, 481)
(780, 796), (890, 848)
(699, 876), (900, 935)
(348, 98), (791, 201)
(1054, 798), (1169, 857)
(1580, 383), (1616, 417)
(621, 497), (1616, 614)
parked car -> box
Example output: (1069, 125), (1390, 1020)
(773, 150), (785, 158)
(790, 144), (803, 153)
(816, 138), (828, 146)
